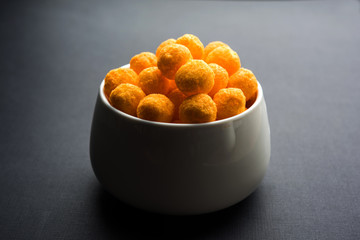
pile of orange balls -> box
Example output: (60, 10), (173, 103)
(103, 34), (258, 123)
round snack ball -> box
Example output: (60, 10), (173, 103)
(172, 119), (183, 123)
(130, 52), (157, 75)
(205, 46), (241, 76)
(156, 38), (176, 57)
(138, 67), (170, 95)
(202, 41), (229, 60)
(213, 88), (246, 120)
(246, 89), (258, 109)
(137, 94), (175, 123)
(157, 43), (192, 80)
(104, 68), (139, 98)
(167, 88), (187, 120)
(176, 34), (204, 59)
(109, 83), (146, 116)
(179, 94), (217, 123)
(175, 60), (215, 96)
(228, 68), (258, 101)
(207, 63), (229, 97)
(167, 79), (177, 94)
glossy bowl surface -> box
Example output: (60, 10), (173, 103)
(90, 67), (270, 215)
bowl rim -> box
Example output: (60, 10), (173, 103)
(99, 64), (264, 128)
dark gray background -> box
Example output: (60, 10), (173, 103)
(1, 0), (359, 239)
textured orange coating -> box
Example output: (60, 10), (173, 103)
(205, 46), (240, 76)
(213, 88), (246, 120)
(137, 94), (174, 123)
(172, 119), (183, 123)
(179, 94), (217, 123)
(202, 41), (229, 60)
(103, 36), (260, 123)
(109, 83), (146, 116)
(175, 60), (215, 96)
(157, 44), (192, 80)
(156, 38), (176, 57)
(167, 79), (177, 94)
(176, 34), (204, 59)
(138, 67), (170, 95)
(130, 52), (157, 75)
(228, 68), (258, 101)
(168, 88), (187, 120)
(246, 89), (258, 109)
(207, 63), (229, 97)
(104, 68), (138, 98)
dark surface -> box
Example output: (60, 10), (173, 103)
(1, 0), (360, 239)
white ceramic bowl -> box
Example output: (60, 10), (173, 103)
(90, 66), (271, 215)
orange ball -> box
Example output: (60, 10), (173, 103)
(246, 89), (258, 109)
(202, 41), (229, 60)
(138, 67), (170, 95)
(179, 94), (217, 123)
(213, 88), (246, 120)
(157, 43), (192, 80)
(228, 68), (258, 101)
(104, 68), (138, 98)
(175, 60), (215, 96)
(172, 119), (183, 124)
(176, 34), (204, 59)
(130, 52), (157, 75)
(167, 79), (177, 94)
(156, 38), (176, 57)
(205, 46), (241, 76)
(167, 88), (187, 120)
(109, 83), (146, 116)
(137, 94), (174, 123)
(207, 63), (229, 97)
